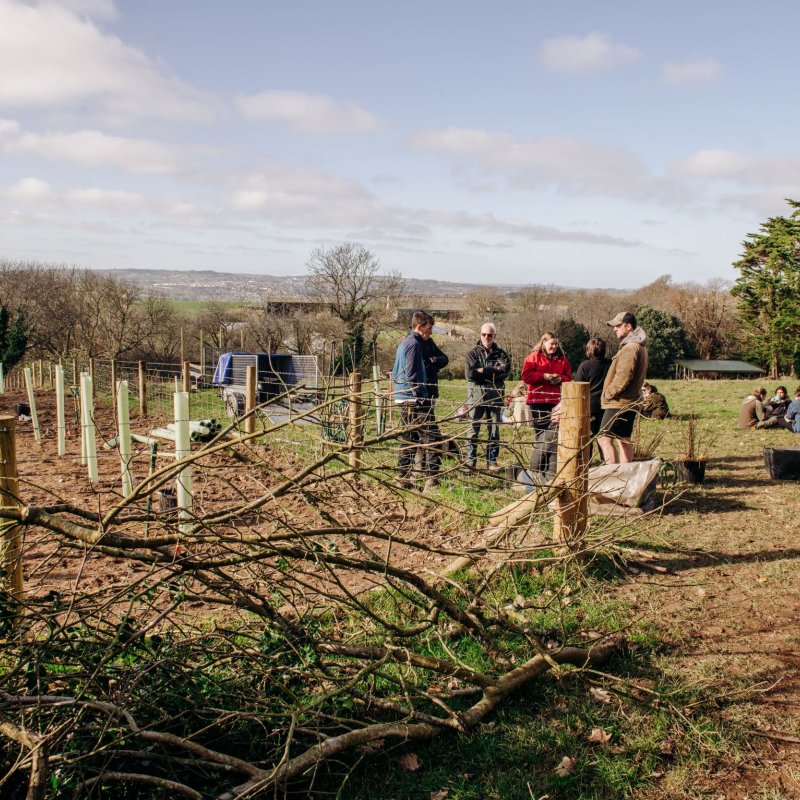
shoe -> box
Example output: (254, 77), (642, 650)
(487, 462), (502, 472)
(395, 477), (413, 489)
(464, 460), (476, 470)
(423, 477), (439, 492)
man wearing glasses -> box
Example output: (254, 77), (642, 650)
(464, 323), (511, 470)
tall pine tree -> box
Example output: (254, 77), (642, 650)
(731, 202), (800, 378)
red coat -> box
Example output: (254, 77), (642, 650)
(521, 351), (572, 406)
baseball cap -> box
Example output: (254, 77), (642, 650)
(607, 311), (636, 327)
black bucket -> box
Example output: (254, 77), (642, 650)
(15, 403), (30, 416)
(764, 447), (800, 480)
(676, 459), (706, 484)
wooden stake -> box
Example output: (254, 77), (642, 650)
(245, 365), (257, 435)
(110, 361), (117, 405)
(180, 326), (185, 366)
(348, 371), (363, 471)
(138, 361), (148, 417)
(182, 361), (191, 394)
(553, 381), (590, 548)
(0, 415), (24, 616)
(88, 358), (95, 400)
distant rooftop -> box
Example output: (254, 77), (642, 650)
(675, 359), (764, 374)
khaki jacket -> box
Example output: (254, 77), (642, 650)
(601, 327), (648, 409)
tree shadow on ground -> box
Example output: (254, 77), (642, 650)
(616, 543), (800, 574)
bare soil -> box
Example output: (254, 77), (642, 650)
(634, 440), (800, 798)
(4, 388), (800, 798)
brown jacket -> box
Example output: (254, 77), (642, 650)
(738, 395), (765, 428)
(601, 327), (648, 409)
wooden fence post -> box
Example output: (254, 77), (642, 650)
(138, 361), (148, 417)
(0, 415), (24, 618)
(182, 361), (191, 394)
(245, 365), (257, 435)
(553, 381), (590, 548)
(348, 371), (363, 471)
(110, 360), (117, 402)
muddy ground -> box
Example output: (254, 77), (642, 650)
(3, 388), (800, 798)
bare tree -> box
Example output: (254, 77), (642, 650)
(668, 279), (742, 360)
(306, 242), (405, 369)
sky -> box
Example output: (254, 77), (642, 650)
(2, 0), (800, 289)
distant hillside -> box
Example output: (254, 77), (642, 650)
(99, 268), (587, 302)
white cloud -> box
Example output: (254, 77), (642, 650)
(64, 187), (147, 212)
(0, 0), (210, 122)
(537, 33), (640, 74)
(236, 89), (378, 134)
(36, 0), (117, 21)
(412, 209), (641, 248)
(409, 127), (681, 203)
(8, 176), (52, 202)
(0, 119), (190, 173)
(661, 57), (722, 87)
(227, 163), (383, 226)
(670, 149), (800, 186)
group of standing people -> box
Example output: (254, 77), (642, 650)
(391, 309), (650, 488)
(740, 385), (800, 432)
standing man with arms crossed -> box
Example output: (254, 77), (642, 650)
(391, 311), (438, 489)
(464, 322), (511, 471)
(598, 312), (648, 465)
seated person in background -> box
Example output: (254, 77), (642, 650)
(640, 382), (670, 419)
(758, 385), (790, 428)
(778, 386), (800, 433)
(738, 386), (767, 428)
(506, 381), (532, 428)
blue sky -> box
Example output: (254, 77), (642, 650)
(2, 0), (799, 288)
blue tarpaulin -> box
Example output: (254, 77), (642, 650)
(212, 352), (249, 386)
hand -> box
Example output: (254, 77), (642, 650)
(476, 367), (484, 373)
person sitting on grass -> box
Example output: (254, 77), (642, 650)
(738, 386), (767, 429)
(778, 386), (800, 433)
(758, 385), (790, 428)
(640, 382), (670, 419)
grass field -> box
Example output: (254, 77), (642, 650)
(335, 377), (800, 800)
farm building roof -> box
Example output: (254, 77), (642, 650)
(675, 359), (765, 374)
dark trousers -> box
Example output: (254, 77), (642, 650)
(466, 402), (502, 464)
(528, 403), (556, 434)
(530, 424), (558, 484)
(398, 400), (439, 477)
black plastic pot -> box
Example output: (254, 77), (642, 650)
(676, 459), (706, 484)
(764, 447), (800, 480)
(15, 403), (30, 416)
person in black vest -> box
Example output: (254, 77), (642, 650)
(574, 338), (611, 459)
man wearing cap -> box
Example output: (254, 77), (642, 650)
(598, 312), (648, 464)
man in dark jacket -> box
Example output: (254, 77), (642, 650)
(420, 315), (450, 474)
(464, 322), (511, 470)
(392, 311), (437, 487)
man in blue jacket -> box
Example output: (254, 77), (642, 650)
(392, 311), (438, 488)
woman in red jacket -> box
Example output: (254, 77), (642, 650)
(520, 331), (572, 433)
